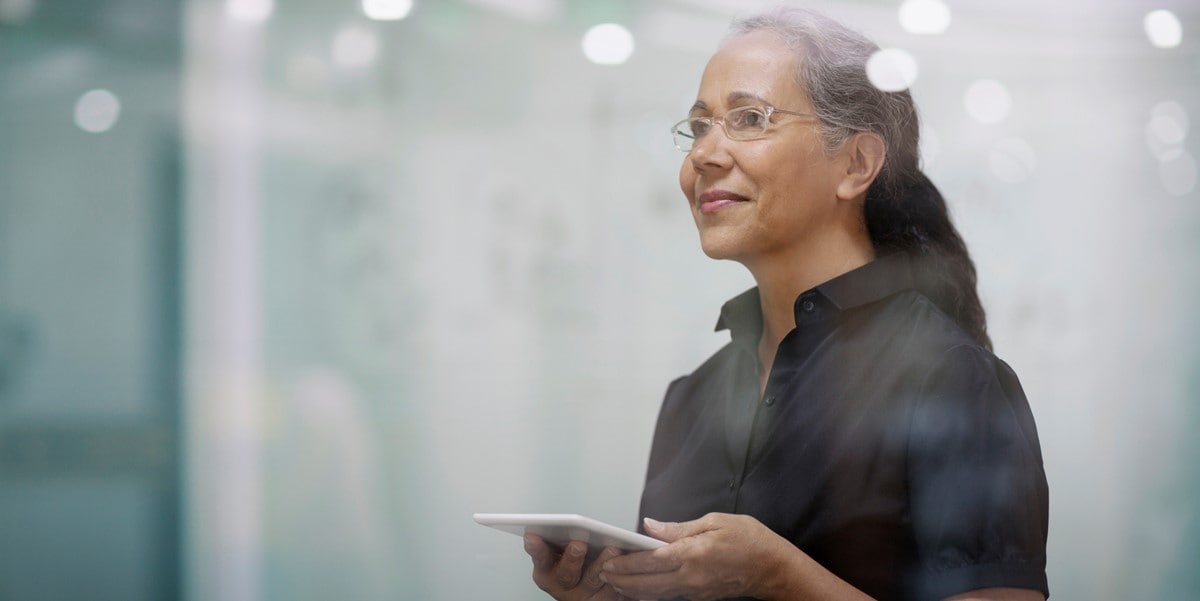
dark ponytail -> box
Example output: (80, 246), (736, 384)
(865, 172), (992, 350)
(731, 7), (993, 350)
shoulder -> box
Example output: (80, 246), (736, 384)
(910, 341), (1032, 429)
(831, 289), (999, 390)
(659, 341), (745, 412)
(903, 340), (1049, 599)
(674, 337), (751, 387)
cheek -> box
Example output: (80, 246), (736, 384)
(679, 161), (697, 203)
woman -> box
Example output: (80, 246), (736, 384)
(525, 7), (1048, 601)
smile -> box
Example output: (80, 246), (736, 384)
(698, 189), (751, 214)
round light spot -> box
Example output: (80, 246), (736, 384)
(362, 0), (411, 21)
(866, 48), (919, 92)
(1144, 10), (1182, 49)
(898, 0), (951, 35)
(964, 79), (1011, 124)
(582, 23), (634, 65)
(226, 0), (272, 22)
(1145, 126), (1185, 162)
(0, 0), (36, 26)
(73, 89), (121, 133)
(988, 137), (1037, 183)
(1148, 114), (1187, 146)
(1160, 151), (1197, 196)
(332, 25), (379, 68)
(1145, 100), (1190, 161)
(1149, 100), (1189, 144)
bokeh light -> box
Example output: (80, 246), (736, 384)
(332, 25), (379, 68)
(1145, 100), (1190, 162)
(582, 23), (634, 65)
(989, 137), (1037, 183)
(73, 89), (121, 133)
(362, 0), (412, 21)
(1144, 10), (1183, 49)
(226, 0), (272, 23)
(1160, 151), (1197, 196)
(964, 79), (1012, 124)
(866, 48), (918, 92)
(898, 0), (951, 35)
(1149, 101), (1189, 144)
(0, 0), (36, 25)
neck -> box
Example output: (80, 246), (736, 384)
(744, 229), (875, 391)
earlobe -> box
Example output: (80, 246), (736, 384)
(835, 132), (886, 202)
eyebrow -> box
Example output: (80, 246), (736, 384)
(690, 91), (772, 113)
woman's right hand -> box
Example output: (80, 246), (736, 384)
(525, 534), (628, 601)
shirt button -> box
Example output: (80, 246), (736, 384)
(801, 299), (815, 313)
(764, 395), (776, 407)
(728, 479), (736, 491)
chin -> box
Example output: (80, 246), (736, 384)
(697, 232), (746, 262)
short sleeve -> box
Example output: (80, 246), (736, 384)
(905, 344), (1049, 600)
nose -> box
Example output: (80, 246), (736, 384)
(688, 124), (734, 173)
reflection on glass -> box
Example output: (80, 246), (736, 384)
(362, 0), (413, 21)
(226, 0), (273, 23)
(898, 0), (951, 35)
(73, 89), (121, 133)
(964, 78), (1012, 124)
(582, 23), (635, 66)
(1144, 10), (1183, 49)
(332, 25), (379, 69)
(866, 48), (919, 92)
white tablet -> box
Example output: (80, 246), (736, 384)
(474, 513), (666, 556)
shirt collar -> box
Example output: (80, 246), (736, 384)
(816, 251), (916, 311)
(715, 286), (762, 339)
(715, 252), (916, 338)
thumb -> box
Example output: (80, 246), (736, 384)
(643, 516), (705, 543)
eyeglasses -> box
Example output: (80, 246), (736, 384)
(670, 104), (814, 152)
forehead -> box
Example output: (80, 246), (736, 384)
(696, 31), (807, 108)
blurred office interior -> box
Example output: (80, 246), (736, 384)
(0, 0), (1197, 599)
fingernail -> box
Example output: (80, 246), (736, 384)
(598, 573), (608, 584)
(644, 517), (662, 529)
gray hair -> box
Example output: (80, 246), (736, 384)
(727, 7), (922, 197)
(727, 8), (993, 350)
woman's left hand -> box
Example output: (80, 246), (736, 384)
(598, 512), (794, 601)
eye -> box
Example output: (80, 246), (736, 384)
(729, 107), (768, 131)
(689, 117), (712, 137)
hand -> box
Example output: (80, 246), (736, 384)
(525, 534), (629, 601)
(598, 513), (794, 601)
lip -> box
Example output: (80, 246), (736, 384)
(697, 189), (750, 214)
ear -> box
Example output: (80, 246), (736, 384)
(835, 132), (886, 202)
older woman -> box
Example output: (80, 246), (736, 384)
(525, 8), (1048, 601)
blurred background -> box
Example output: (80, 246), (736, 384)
(0, 0), (1197, 599)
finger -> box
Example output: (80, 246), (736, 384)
(553, 540), (587, 589)
(603, 570), (685, 601)
(581, 546), (621, 591)
(643, 515), (712, 543)
(524, 534), (558, 573)
(602, 546), (682, 576)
